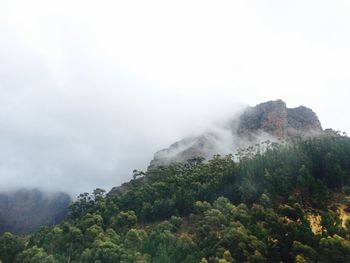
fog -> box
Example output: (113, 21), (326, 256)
(1, 1), (350, 195)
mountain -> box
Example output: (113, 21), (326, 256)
(149, 100), (323, 169)
(3, 134), (350, 262)
(0, 100), (324, 235)
(0, 189), (71, 234)
(2, 100), (350, 262)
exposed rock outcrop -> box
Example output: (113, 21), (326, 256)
(237, 100), (323, 139)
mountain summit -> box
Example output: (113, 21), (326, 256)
(149, 100), (323, 169)
(237, 99), (322, 139)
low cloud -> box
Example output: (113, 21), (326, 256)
(0, 32), (242, 195)
(1, 0), (350, 196)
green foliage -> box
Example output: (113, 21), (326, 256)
(321, 210), (345, 236)
(17, 246), (58, 263)
(319, 235), (350, 263)
(5, 136), (350, 262)
(0, 232), (25, 263)
(113, 211), (137, 232)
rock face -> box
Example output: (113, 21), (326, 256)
(287, 106), (323, 136)
(237, 100), (288, 138)
(149, 100), (323, 169)
(237, 100), (323, 139)
(0, 189), (71, 234)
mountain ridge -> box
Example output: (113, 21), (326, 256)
(149, 100), (323, 169)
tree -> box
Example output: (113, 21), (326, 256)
(17, 246), (58, 263)
(292, 241), (316, 262)
(0, 232), (24, 263)
(113, 211), (137, 232)
(319, 235), (350, 263)
(321, 210), (344, 236)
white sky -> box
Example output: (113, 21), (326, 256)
(0, 1), (349, 195)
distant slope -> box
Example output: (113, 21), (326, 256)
(0, 189), (70, 234)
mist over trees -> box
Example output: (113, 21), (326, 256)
(2, 135), (350, 262)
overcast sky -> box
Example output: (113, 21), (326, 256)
(0, 0), (349, 195)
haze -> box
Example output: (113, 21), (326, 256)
(0, 1), (349, 195)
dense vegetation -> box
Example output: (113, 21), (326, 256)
(2, 135), (350, 262)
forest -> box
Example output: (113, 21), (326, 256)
(2, 134), (350, 262)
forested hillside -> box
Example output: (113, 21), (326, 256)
(2, 134), (350, 263)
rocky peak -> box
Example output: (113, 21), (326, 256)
(148, 100), (323, 169)
(238, 100), (323, 139)
(237, 100), (288, 138)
